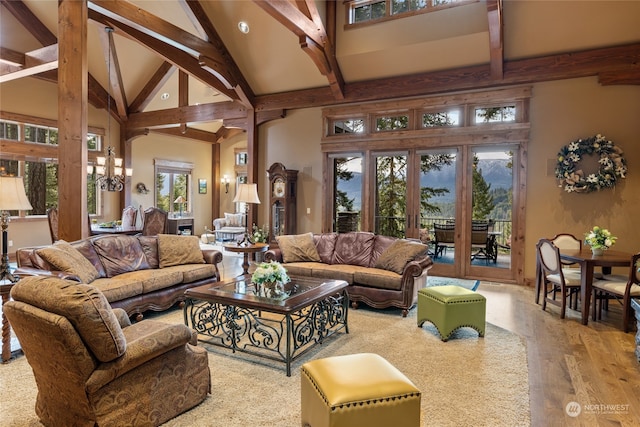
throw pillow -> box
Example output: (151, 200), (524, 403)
(224, 212), (244, 227)
(276, 232), (321, 263)
(158, 234), (205, 268)
(36, 240), (100, 284)
(375, 239), (428, 275)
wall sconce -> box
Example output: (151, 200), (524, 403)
(221, 175), (230, 193)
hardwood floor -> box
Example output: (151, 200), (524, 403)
(219, 253), (640, 426)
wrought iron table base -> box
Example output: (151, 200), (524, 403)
(184, 291), (349, 376)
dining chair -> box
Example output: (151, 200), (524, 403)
(535, 233), (583, 305)
(591, 253), (640, 332)
(46, 207), (59, 243)
(121, 205), (138, 228)
(433, 223), (455, 259)
(141, 207), (168, 236)
(537, 238), (585, 319)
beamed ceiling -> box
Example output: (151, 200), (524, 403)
(1, 0), (639, 144)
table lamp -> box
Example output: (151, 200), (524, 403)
(232, 183), (261, 247)
(0, 175), (33, 283)
(174, 195), (186, 218)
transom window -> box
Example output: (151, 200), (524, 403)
(347, 0), (477, 26)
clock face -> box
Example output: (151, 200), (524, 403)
(273, 179), (285, 198)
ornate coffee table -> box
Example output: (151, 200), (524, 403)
(184, 275), (349, 376)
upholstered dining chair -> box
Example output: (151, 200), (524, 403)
(537, 238), (588, 319)
(141, 207), (168, 236)
(121, 205), (138, 228)
(535, 233), (582, 305)
(46, 207), (58, 243)
(3, 276), (210, 426)
(591, 252), (640, 332)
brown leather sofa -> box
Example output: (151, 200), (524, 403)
(15, 234), (222, 319)
(265, 232), (433, 316)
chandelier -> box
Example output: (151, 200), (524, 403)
(90, 146), (132, 192)
(89, 26), (132, 192)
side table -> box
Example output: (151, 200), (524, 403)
(1, 281), (16, 363)
(223, 243), (269, 275)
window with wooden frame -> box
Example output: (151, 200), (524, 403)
(0, 113), (104, 217)
(345, 0), (478, 27)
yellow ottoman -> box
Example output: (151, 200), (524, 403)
(301, 353), (421, 427)
(417, 285), (486, 341)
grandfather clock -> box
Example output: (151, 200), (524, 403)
(268, 162), (298, 244)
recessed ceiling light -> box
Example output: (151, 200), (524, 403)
(238, 21), (250, 34)
(160, 92), (170, 100)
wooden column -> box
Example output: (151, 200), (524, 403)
(58, 0), (89, 240)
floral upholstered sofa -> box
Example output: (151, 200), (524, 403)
(15, 234), (222, 319)
(264, 232), (433, 316)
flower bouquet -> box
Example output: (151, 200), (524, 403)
(252, 224), (269, 243)
(584, 226), (617, 255)
(251, 261), (290, 298)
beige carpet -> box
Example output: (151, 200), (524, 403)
(0, 305), (530, 426)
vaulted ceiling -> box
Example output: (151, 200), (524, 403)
(1, 0), (639, 143)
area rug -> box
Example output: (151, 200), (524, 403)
(0, 306), (530, 427)
(427, 275), (480, 291)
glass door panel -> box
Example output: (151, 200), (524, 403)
(467, 147), (513, 273)
(417, 150), (458, 268)
(333, 155), (362, 232)
(374, 153), (407, 238)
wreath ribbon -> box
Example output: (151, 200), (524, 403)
(555, 134), (627, 193)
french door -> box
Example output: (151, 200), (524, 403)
(331, 144), (521, 283)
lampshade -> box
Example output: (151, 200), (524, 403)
(174, 195), (185, 204)
(232, 183), (261, 204)
(0, 176), (33, 211)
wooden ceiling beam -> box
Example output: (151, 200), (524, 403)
(0, 47), (25, 66)
(96, 25), (128, 121)
(486, 0), (504, 80)
(255, 0), (344, 99)
(127, 101), (247, 129)
(151, 126), (218, 143)
(88, 0), (242, 98)
(598, 68), (640, 86)
(128, 62), (175, 113)
(0, 0), (57, 46)
(89, 9), (238, 101)
(0, 44), (58, 83)
(180, 0), (255, 108)
(255, 42), (640, 112)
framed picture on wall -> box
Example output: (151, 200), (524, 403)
(198, 179), (207, 194)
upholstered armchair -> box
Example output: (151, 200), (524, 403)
(4, 276), (210, 427)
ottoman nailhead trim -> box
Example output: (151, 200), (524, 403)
(421, 293), (484, 304)
(302, 368), (420, 409)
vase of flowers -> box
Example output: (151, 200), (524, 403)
(252, 224), (269, 262)
(584, 226), (617, 255)
(251, 261), (290, 298)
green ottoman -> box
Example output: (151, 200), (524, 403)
(417, 285), (485, 341)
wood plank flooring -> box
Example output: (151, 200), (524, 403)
(220, 253), (640, 426)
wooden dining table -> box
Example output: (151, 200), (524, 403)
(559, 248), (633, 325)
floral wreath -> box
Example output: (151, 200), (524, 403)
(555, 134), (627, 193)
